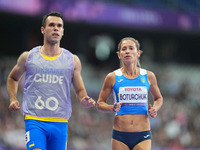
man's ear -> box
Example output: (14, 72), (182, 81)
(41, 26), (45, 34)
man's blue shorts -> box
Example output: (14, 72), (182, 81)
(112, 129), (151, 149)
(25, 119), (68, 150)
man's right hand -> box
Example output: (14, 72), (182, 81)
(9, 100), (20, 112)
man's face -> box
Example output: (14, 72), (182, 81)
(41, 16), (64, 44)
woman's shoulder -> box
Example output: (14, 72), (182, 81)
(146, 70), (155, 77)
(140, 68), (154, 76)
(106, 71), (116, 79)
(113, 68), (122, 76)
(146, 70), (157, 84)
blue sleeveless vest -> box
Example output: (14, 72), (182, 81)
(112, 68), (150, 115)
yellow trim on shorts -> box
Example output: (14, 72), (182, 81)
(25, 115), (68, 122)
(29, 144), (34, 148)
(41, 53), (61, 60)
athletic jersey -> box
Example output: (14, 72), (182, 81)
(112, 68), (150, 115)
(22, 46), (74, 120)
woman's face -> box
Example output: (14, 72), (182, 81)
(118, 39), (140, 64)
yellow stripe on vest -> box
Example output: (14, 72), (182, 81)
(41, 53), (61, 60)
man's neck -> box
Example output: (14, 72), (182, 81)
(41, 44), (61, 56)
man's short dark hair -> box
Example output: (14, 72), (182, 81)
(42, 11), (64, 28)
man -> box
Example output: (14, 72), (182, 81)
(7, 11), (96, 150)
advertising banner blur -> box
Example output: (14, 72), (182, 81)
(0, 0), (42, 15)
(0, 0), (200, 31)
(59, 1), (200, 31)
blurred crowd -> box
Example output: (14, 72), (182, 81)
(0, 57), (200, 150)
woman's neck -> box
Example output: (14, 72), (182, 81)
(121, 65), (139, 78)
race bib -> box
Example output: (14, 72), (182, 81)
(119, 86), (147, 106)
(25, 131), (30, 144)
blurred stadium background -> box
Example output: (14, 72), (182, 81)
(0, 0), (200, 150)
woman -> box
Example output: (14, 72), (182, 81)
(97, 37), (163, 150)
